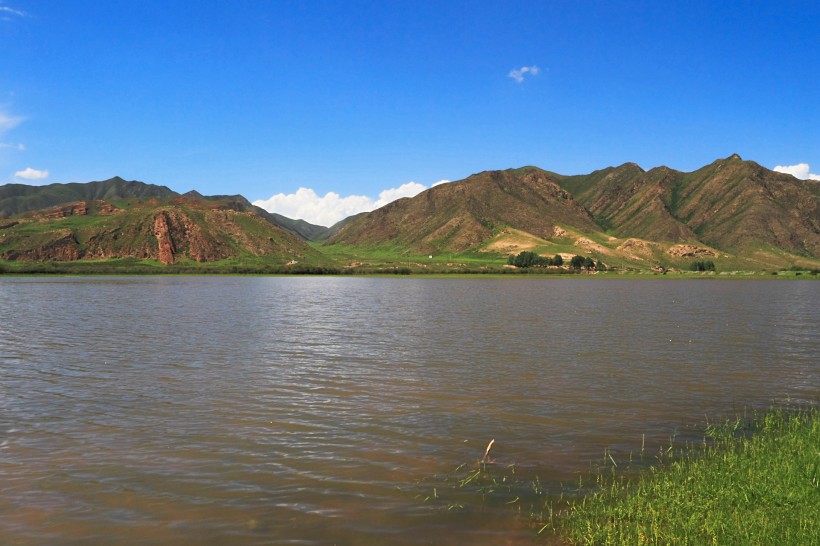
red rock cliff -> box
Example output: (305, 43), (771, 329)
(152, 211), (176, 264)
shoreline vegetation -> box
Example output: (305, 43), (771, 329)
(549, 405), (819, 545)
(421, 405), (817, 544)
(1, 268), (817, 279)
(0, 259), (818, 278)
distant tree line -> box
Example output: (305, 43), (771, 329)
(508, 251), (604, 270)
(507, 251), (563, 268)
(690, 260), (716, 272)
(570, 255), (605, 270)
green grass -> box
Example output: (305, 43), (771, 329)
(0, 255), (344, 275)
(409, 407), (818, 545)
(553, 407), (819, 545)
(315, 242), (513, 272)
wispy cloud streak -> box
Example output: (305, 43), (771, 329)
(0, 107), (25, 151)
(0, 110), (24, 133)
(0, 4), (27, 19)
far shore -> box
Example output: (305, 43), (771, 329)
(1, 260), (818, 280)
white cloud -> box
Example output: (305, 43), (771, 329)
(508, 65), (540, 83)
(253, 181), (434, 226)
(14, 167), (49, 180)
(0, 5), (27, 18)
(773, 163), (820, 181)
(372, 181), (427, 208)
(0, 142), (24, 150)
(253, 188), (372, 227)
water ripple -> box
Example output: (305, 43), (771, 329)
(0, 276), (817, 544)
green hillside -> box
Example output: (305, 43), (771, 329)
(0, 195), (334, 272)
(323, 156), (819, 272)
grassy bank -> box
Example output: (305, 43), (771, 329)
(412, 407), (817, 545)
(2, 257), (818, 278)
(552, 406), (818, 545)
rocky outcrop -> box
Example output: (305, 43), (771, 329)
(176, 211), (222, 262)
(45, 201), (88, 219)
(3, 230), (80, 261)
(36, 200), (120, 220)
(616, 238), (658, 261)
(574, 237), (608, 254)
(45, 232), (81, 261)
(150, 209), (230, 264)
(98, 202), (119, 215)
(152, 211), (176, 265)
(666, 244), (717, 258)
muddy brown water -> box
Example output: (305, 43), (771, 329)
(1, 276), (817, 544)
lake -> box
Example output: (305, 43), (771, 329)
(0, 276), (817, 545)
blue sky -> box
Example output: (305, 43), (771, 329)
(1, 1), (818, 225)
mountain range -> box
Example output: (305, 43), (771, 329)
(325, 154), (819, 270)
(0, 179), (329, 268)
(1, 155), (818, 271)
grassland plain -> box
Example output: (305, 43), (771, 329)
(547, 406), (819, 545)
(309, 241), (820, 276)
(1, 254), (819, 278)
